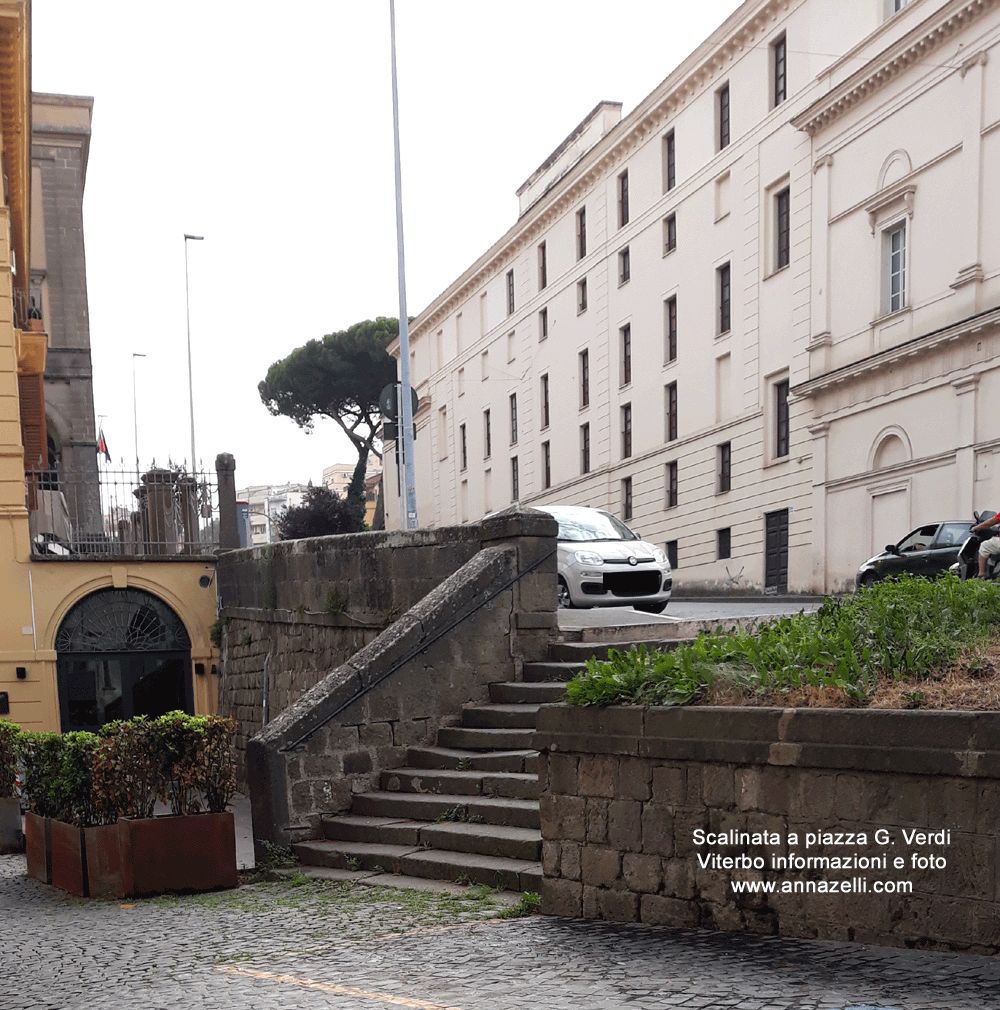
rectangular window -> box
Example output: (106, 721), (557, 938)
(718, 441), (731, 493)
(540, 373), (550, 429)
(538, 242), (547, 290)
(885, 221), (906, 314)
(717, 528), (732, 560)
(509, 392), (518, 445)
(665, 381), (678, 442)
(772, 34), (787, 107)
(618, 169), (629, 227)
(621, 403), (632, 459)
(542, 440), (551, 489)
(666, 539), (678, 569)
(666, 460), (678, 508)
(580, 349), (590, 408)
(618, 246), (630, 285)
(775, 187), (790, 270)
(775, 379), (789, 458)
(506, 269), (515, 315)
(664, 296), (678, 363)
(577, 277), (588, 313)
(576, 206), (587, 259)
(718, 82), (730, 150)
(620, 324), (632, 386)
(483, 409), (492, 459)
(460, 423), (468, 471)
(663, 130), (676, 192)
(718, 262), (731, 334)
(663, 213), (676, 254)
(511, 456), (519, 501)
(580, 423), (591, 474)
(622, 477), (633, 521)
(538, 307), (548, 340)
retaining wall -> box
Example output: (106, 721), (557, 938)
(535, 705), (1000, 953)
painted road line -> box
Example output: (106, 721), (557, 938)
(215, 965), (467, 1010)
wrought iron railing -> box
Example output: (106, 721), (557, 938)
(26, 464), (223, 558)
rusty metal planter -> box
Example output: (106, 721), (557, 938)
(84, 822), (132, 899)
(117, 811), (237, 896)
(0, 796), (21, 854)
(24, 812), (50, 883)
(50, 818), (87, 897)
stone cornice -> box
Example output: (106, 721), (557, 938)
(395, 0), (795, 352)
(792, 0), (999, 136)
(792, 306), (1000, 396)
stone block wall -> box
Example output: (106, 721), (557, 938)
(535, 705), (1000, 953)
(217, 508), (556, 781)
(229, 508), (558, 856)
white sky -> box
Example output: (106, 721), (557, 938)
(32, 0), (742, 490)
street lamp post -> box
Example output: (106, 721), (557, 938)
(132, 352), (146, 478)
(184, 233), (204, 473)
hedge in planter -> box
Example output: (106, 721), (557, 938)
(0, 720), (22, 855)
(21, 712), (239, 898)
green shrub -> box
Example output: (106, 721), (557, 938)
(0, 720), (22, 798)
(567, 575), (1000, 708)
(20, 732), (64, 818)
(93, 718), (159, 822)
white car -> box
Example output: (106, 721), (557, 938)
(534, 505), (672, 614)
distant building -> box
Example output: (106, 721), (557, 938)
(236, 483), (309, 545)
(385, 0), (1000, 595)
(323, 459), (382, 527)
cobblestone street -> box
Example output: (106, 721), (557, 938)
(3, 856), (998, 1010)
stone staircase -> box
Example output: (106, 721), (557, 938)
(293, 638), (680, 891)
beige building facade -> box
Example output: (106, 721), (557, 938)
(385, 0), (1000, 595)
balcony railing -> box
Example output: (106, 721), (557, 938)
(26, 465), (224, 559)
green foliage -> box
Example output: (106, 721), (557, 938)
(325, 589), (346, 615)
(209, 615), (229, 649)
(258, 317), (398, 522)
(21, 712), (237, 823)
(278, 485), (363, 540)
(0, 720), (22, 798)
(567, 575), (1000, 708)
(499, 891), (541, 918)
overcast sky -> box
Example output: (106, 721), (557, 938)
(32, 0), (743, 490)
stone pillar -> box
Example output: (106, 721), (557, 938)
(216, 453), (240, 550)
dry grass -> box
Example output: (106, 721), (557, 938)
(702, 642), (1000, 711)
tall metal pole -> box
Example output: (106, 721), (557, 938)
(132, 352), (146, 479)
(389, 0), (419, 530)
(184, 234), (204, 473)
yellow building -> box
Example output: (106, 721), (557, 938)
(1, 1), (223, 733)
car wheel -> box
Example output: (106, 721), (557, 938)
(633, 601), (668, 614)
(858, 572), (877, 589)
(557, 578), (574, 609)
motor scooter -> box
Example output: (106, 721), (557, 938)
(950, 510), (1000, 580)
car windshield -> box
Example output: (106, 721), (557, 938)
(896, 524), (938, 553)
(549, 510), (638, 543)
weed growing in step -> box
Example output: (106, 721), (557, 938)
(499, 891), (540, 918)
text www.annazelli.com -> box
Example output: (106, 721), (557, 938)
(730, 878), (913, 895)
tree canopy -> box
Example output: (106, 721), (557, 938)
(276, 485), (362, 540)
(259, 317), (398, 526)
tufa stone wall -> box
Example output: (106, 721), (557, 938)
(216, 510), (556, 781)
(224, 508), (557, 858)
(535, 705), (1000, 953)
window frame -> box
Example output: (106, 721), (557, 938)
(620, 323), (632, 387)
(666, 460), (678, 509)
(717, 527), (732, 560)
(775, 186), (790, 271)
(717, 82), (730, 150)
(509, 392), (518, 445)
(580, 423), (591, 474)
(539, 306), (548, 340)
(621, 402), (632, 459)
(618, 245), (631, 285)
(538, 242), (547, 291)
(622, 476), (633, 521)
(665, 381), (678, 443)
(663, 213), (677, 255)
(542, 440), (551, 489)
(775, 379), (790, 458)
(579, 349), (590, 408)
(540, 373), (550, 430)
(618, 169), (629, 228)
(884, 219), (907, 315)
(663, 129), (676, 192)
(459, 423), (468, 472)
(718, 441), (731, 494)
(576, 206), (587, 259)
(483, 408), (492, 460)
(717, 262), (732, 334)
(511, 455), (519, 501)
(664, 295), (678, 363)
(506, 269), (515, 316)
(772, 33), (787, 107)
(577, 277), (588, 313)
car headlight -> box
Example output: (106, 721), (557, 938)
(651, 548), (667, 564)
(574, 551), (604, 566)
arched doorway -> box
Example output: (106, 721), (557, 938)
(55, 589), (194, 732)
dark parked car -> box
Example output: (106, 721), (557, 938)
(855, 521), (970, 588)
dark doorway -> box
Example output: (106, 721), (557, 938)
(55, 589), (193, 733)
(765, 509), (789, 593)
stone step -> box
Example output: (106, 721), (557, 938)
(405, 745), (537, 773)
(461, 703), (540, 729)
(320, 814), (421, 845)
(489, 680), (568, 704)
(293, 839), (413, 874)
(522, 661), (585, 683)
(546, 639), (689, 662)
(351, 791), (539, 830)
(398, 848), (542, 893)
(437, 725), (536, 751)
(380, 767), (538, 799)
(418, 821), (541, 861)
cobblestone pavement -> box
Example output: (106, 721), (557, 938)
(3, 855), (997, 1010)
